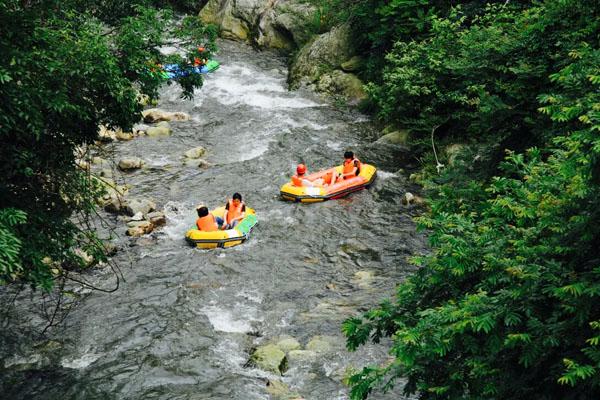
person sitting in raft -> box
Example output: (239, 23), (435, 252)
(220, 192), (246, 230)
(196, 205), (220, 231)
(291, 164), (336, 187)
(342, 150), (362, 180)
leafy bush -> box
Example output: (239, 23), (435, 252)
(0, 0), (216, 290)
(343, 0), (600, 398)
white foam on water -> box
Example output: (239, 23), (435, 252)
(200, 303), (262, 333)
(205, 64), (321, 109)
(161, 201), (194, 240)
(236, 288), (263, 304)
(147, 155), (172, 167)
(61, 352), (101, 369)
(376, 170), (397, 180)
(326, 140), (344, 151)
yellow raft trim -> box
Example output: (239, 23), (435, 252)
(185, 206), (257, 249)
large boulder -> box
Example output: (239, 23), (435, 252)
(316, 70), (367, 104)
(376, 130), (410, 146)
(257, 2), (317, 50)
(289, 24), (354, 87)
(200, 0), (260, 42)
(251, 344), (287, 375)
(200, 0), (315, 49)
(142, 108), (190, 123)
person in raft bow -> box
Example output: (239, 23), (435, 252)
(218, 192), (246, 230)
(195, 205), (220, 231)
(342, 150), (362, 179)
(291, 164), (338, 187)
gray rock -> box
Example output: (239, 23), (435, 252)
(287, 349), (317, 365)
(142, 108), (190, 123)
(129, 211), (144, 221)
(276, 337), (301, 353)
(376, 130), (410, 145)
(146, 122), (171, 137)
(317, 70), (367, 103)
(124, 198), (156, 217)
(118, 157), (144, 171)
(306, 336), (337, 353)
(290, 24), (354, 87)
(251, 344), (287, 375)
(147, 211), (166, 227)
(184, 146), (207, 159)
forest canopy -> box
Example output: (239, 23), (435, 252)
(336, 0), (600, 398)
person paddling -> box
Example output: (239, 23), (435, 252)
(196, 205), (219, 232)
(221, 193), (246, 230)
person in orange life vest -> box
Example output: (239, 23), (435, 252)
(196, 205), (220, 231)
(220, 192), (246, 230)
(342, 150), (362, 179)
(291, 164), (336, 187)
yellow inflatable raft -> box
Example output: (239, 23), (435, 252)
(185, 206), (258, 249)
(280, 164), (377, 203)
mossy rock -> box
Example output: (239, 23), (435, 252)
(251, 344), (287, 374)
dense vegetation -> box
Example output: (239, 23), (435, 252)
(0, 0), (216, 291)
(333, 0), (600, 398)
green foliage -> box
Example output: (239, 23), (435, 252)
(344, 0), (600, 398)
(0, 0), (215, 291)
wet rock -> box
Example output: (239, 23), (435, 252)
(142, 108), (190, 123)
(287, 349), (317, 366)
(132, 123), (150, 135)
(340, 238), (369, 254)
(290, 24), (354, 87)
(3, 353), (50, 371)
(184, 146), (207, 159)
(126, 221), (153, 236)
(266, 379), (290, 397)
(146, 121), (171, 137)
(129, 212), (144, 221)
(317, 70), (367, 104)
(306, 336), (337, 353)
(124, 198), (156, 216)
(115, 130), (134, 141)
(118, 157), (144, 171)
(276, 336), (301, 353)
(251, 344), (287, 375)
(147, 211), (166, 227)
(376, 129), (410, 146)
(258, 2), (316, 50)
(200, 0), (254, 42)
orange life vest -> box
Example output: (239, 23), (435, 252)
(226, 200), (245, 224)
(291, 175), (304, 187)
(343, 158), (361, 178)
(196, 214), (218, 231)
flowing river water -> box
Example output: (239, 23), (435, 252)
(1, 40), (427, 399)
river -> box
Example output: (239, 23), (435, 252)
(0, 40), (426, 400)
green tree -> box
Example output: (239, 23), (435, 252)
(0, 0), (216, 291)
(343, 0), (600, 398)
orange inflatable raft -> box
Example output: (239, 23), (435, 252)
(280, 164), (377, 202)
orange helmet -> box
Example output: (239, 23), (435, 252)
(296, 164), (306, 175)
(198, 47), (205, 52)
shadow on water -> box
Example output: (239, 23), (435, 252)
(0, 40), (427, 400)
